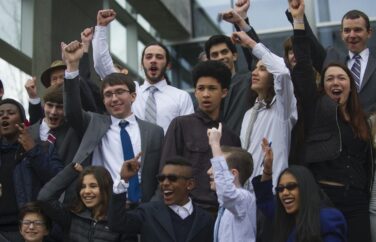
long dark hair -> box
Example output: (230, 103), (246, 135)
(70, 166), (113, 218)
(320, 63), (369, 141)
(274, 166), (322, 242)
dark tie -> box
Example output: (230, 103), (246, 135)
(119, 120), (140, 202)
(351, 54), (361, 91)
(144, 86), (158, 123)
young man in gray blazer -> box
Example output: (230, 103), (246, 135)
(62, 40), (164, 204)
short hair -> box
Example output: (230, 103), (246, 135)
(71, 166), (113, 217)
(141, 42), (171, 65)
(0, 98), (26, 122)
(341, 10), (370, 31)
(43, 85), (63, 104)
(204, 35), (237, 60)
(221, 146), (253, 186)
(192, 60), (231, 89)
(19, 201), (52, 231)
(164, 156), (193, 176)
(100, 73), (136, 98)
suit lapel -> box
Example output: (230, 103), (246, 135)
(136, 117), (148, 169)
(186, 206), (209, 242)
(360, 52), (376, 91)
(152, 203), (176, 241)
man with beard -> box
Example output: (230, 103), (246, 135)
(92, 9), (194, 133)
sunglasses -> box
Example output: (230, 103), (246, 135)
(156, 174), (193, 182)
(275, 182), (298, 193)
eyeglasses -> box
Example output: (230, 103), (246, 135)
(20, 220), (45, 228)
(275, 182), (298, 193)
(156, 174), (193, 182)
(103, 89), (130, 99)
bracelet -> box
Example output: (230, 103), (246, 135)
(293, 18), (304, 25)
(263, 170), (272, 176)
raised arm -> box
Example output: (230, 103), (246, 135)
(25, 77), (44, 124)
(92, 9), (117, 79)
(286, 0), (326, 72)
(37, 163), (81, 230)
(233, 31), (297, 122)
(208, 123), (254, 217)
(62, 40), (91, 135)
(290, 2), (318, 126)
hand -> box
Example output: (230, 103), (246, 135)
(16, 123), (35, 152)
(288, 0), (304, 20)
(81, 27), (94, 52)
(61, 40), (84, 72)
(97, 9), (116, 26)
(261, 138), (273, 176)
(220, 9), (245, 27)
(231, 31), (256, 48)
(207, 123), (222, 147)
(120, 152), (142, 182)
(234, 0), (250, 19)
(73, 163), (84, 173)
(24, 77), (38, 99)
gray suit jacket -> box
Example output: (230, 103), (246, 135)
(64, 76), (164, 202)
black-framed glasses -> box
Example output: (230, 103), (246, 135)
(103, 89), (130, 99)
(275, 182), (298, 193)
(156, 174), (193, 182)
(20, 220), (45, 228)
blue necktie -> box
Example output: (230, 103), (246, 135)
(119, 120), (140, 202)
(213, 206), (225, 242)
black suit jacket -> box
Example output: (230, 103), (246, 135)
(109, 193), (214, 242)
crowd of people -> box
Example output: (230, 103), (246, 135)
(0, 0), (375, 241)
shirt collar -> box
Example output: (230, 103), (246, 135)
(111, 113), (137, 125)
(141, 79), (167, 93)
(348, 48), (369, 60)
(196, 109), (220, 125)
(168, 198), (194, 216)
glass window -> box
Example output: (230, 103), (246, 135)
(0, 57), (30, 116)
(0, 0), (22, 49)
(137, 41), (145, 78)
(316, 0), (376, 23)
(110, 20), (127, 63)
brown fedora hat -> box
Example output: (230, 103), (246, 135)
(41, 60), (66, 87)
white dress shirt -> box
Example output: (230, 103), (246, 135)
(240, 43), (298, 190)
(347, 48), (369, 90)
(92, 114), (142, 193)
(39, 119), (50, 141)
(92, 25), (194, 133)
(133, 80), (194, 133)
(169, 198), (194, 219)
(211, 156), (256, 242)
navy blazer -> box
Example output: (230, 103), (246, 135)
(108, 192), (214, 242)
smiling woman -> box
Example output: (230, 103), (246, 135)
(38, 165), (129, 242)
(292, 18), (372, 242)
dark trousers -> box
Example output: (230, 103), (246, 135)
(320, 184), (371, 242)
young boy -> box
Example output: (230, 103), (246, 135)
(207, 123), (256, 242)
(161, 60), (241, 212)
